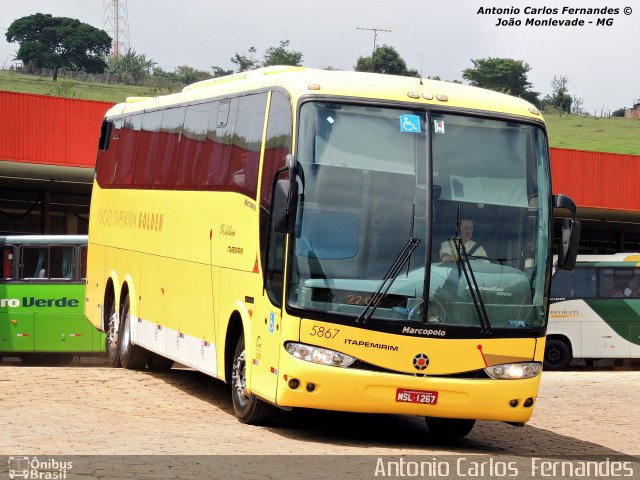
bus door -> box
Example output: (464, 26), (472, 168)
(250, 227), (287, 402)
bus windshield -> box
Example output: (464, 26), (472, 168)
(287, 102), (551, 331)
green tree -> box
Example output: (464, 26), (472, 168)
(212, 66), (234, 78)
(262, 40), (303, 67)
(355, 45), (418, 77)
(107, 48), (155, 84)
(462, 57), (540, 105)
(173, 65), (211, 84)
(543, 75), (573, 115)
(612, 108), (626, 117)
(6, 13), (111, 81)
(229, 46), (260, 72)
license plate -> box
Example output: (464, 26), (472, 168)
(396, 388), (438, 405)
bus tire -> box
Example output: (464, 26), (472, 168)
(231, 334), (277, 425)
(544, 338), (572, 370)
(147, 352), (174, 371)
(425, 417), (476, 439)
(118, 294), (149, 370)
(106, 297), (121, 368)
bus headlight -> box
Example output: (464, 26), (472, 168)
(484, 362), (542, 379)
(285, 342), (356, 367)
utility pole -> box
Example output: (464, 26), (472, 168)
(357, 27), (392, 56)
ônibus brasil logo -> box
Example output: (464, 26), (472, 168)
(7, 456), (73, 479)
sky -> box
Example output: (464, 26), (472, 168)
(1, 0), (638, 115)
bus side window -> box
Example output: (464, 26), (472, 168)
(226, 93), (267, 198)
(80, 246), (87, 279)
(2, 246), (15, 280)
(50, 246), (74, 279)
(21, 247), (49, 279)
(574, 268), (596, 297)
(600, 268), (634, 297)
(550, 269), (573, 298)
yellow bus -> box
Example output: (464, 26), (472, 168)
(86, 66), (579, 438)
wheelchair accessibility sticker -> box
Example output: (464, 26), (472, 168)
(400, 114), (421, 133)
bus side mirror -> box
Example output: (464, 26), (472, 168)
(554, 194), (580, 271)
(98, 120), (112, 151)
(557, 218), (580, 270)
(273, 179), (298, 234)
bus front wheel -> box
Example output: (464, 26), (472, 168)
(544, 338), (572, 370)
(425, 417), (476, 439)
(231, 334), (277, 425)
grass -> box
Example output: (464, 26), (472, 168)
(543, 111), (640, 155)
(2, 70), (639, 155)
(0, 70), (177, 103)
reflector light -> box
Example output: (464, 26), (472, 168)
(407, 91), (420, 99)
(308, 84), (321, 90)
(422, 92), (434, 100)
(436, 94), (448, 102)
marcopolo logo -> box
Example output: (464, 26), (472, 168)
(0, 297), (80, 308)
(8, 456), (73, 480)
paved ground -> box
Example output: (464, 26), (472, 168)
(1, 359), (638, 458)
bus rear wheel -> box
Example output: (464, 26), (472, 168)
(106, 298), (121, 368)
(544, 338), (572, 370)
(118, 294), (149, 369)
(231, 334), (277, 425)
(425, 417), (476, 439)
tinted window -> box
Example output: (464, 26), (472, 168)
(112, 115), (143, 187)
(226, 93), (267, 198)
(574, 268), (596, 297)
(96, 117), (124, 187)
(133, 111), (163, 188)
(152, 107), (185, 188)
(551, 270), (572, 298)
(176, 103), (212, 189)
(600, 267), (640, 298)
(260, 91), (292, 208)
(202, 99), (237, 189)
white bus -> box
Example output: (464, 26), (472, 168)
(546, 253), (640, 369)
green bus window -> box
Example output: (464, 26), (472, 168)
(80, 246), (87, 279)
(2, 246), (14, 280)
(21, 247), (49, 279)
(50, 247), (75, 279)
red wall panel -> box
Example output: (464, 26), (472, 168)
(550, 147), (640, 212)
(2, 91), (639, 214)
(0, 91), (113, 168)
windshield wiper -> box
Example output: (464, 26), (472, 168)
(451, 236), (493, 336)
(356, 235), (421, 324)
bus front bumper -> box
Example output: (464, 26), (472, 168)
(275, 355), (541, 423)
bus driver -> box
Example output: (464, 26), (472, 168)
(440, 218), (488, 262)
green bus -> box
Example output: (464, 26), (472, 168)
(1, 235), (105, 364)
(546, 253), (640, 369)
